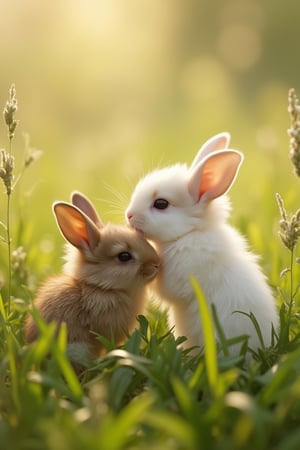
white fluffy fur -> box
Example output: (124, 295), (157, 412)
(126, 133), (279, 356)
(154, 222), (277, 352)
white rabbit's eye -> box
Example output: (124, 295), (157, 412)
(118, 251), (133, 262)
(153, 198), (169, 210)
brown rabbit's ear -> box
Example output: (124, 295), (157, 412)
(188, 150), (243, 203)
(53, 202), (100, 250)
(190, 132), (231, 170)
(71, 191), (104, 228)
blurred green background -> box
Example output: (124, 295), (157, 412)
(0, 0), (300, 279)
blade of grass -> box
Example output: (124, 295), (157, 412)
(144, 409), (197, 448)
(23, 310), (83, 400)
(236, 310), (266, 349)
(0, 292), (7, 322)
(189, 275), (219, 398)
(188, 358), (205, 391)
(211, 303), (229, 357)
(99, 394), (155, 449)
(7, 333), (21, 415)
(0, 292), (8, 343)
(49, 324), (84, 400)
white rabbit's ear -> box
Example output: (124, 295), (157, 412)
(190, 132), (231, 170)
(53, 202), (100, 250)
(188, 150), (243, 202)
(71, 191), (104, 228)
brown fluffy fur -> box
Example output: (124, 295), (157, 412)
(25, 193), (160, 371)
(25, 273), (146, 357)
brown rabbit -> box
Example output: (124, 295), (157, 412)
(25, 192), (160, 370)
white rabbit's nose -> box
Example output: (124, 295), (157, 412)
(126, 210), (134, 225)
(126, 210), (145, 230)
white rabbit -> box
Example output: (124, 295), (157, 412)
(126, 132), (278, 356)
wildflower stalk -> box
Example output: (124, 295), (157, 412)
(0, 87), (42, 317)
(289, 249), (295, 322)
(1, 84), (18, 315)
(6, 192), (12, 315)
(276, 88), (300, 338)
(288, 88), (300, 177)
(276, 192), (300, 308)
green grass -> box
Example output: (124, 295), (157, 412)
(1, 85), (300, 450)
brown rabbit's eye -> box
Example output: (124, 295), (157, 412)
(153, 198), (169, 210)
(118, 251), (133, 262)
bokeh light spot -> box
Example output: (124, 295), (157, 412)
(218, 24), (262, 71)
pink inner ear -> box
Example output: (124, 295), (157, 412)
(198, 169), (215, 198)
(54, 203), (100, 250)
(190, 132), (231, 170)
(73, 221), (90, 245)
(54, 204), (90, 248)
(188, 150), (243, 202)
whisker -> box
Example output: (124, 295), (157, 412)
(102, 181), (129, 205)
(98, 196), (122, 207)
(95, 198), (124, 213)
(93, 181), (129, 215)
(123, 173), (134, 192)
(105, 209), (125, 216)
(102, 209), (127, 224)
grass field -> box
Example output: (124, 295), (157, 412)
(1, 78), (300, 450)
